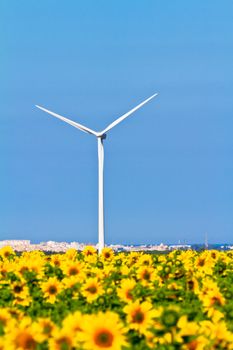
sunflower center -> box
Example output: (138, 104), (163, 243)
(187, 280), (194, 290)
(104, 253), (110, 259)
(20, 266), (29, 273)
(94, 329), (114, 347)
(69, 267), (79, 275)
(142, 271), (151, 280)
(17, 332), (36, 349)
(197, 259), (205, 267)
(43, 324), (52, 334)
(0, 317), (7, 326)
(126, 289), (133, 300)
(132, 309), (145, 323)
(130, 258), (137, 266)
(87, 285), (97, 294)
(143, 260), (150, 266)
(86, 250), (93, 256)
(57, 336), (72, 349)
(48, 285), (57, 294)
(187, 339), (198, 350)
(14, 285), (23, 293)
(211, 296), (222, 306)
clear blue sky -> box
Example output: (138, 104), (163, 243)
(1, 1), (233, 244)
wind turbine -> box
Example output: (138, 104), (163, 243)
(36, 93), (158, 253)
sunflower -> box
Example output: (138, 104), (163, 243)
(186, 276), (199, 292)
(81, 312), (127, 350)
(6, 317), (38, 350)
(194, 254), (213, 275)
(200, 320), (233, 348)
(26, 258), (45, 278)
(0, 246), (15, 259)
(0, 261), (8, 279)
(101, 248), (114, 261)
(127, 252), (141, 266)
(137, 266), (155, 285)
(62, 311), (84, 338)
(50, 254), (64, 267)
(117, 279), (136, 303)
(63, 310), (83, 328)
(82, 278), (103, 302)
(65, 248), (78, 260)
(82, 245), (97, 255)
(120, 264), (130, 276)
(202, 289), (225, 308)
(49, 328), (74, 350)
(32, 318), (56, 342)
(0, 308), (15, 332)
(62, 275), (81, 290)
(138, 254), (153, 266)
(0, 338), (12, 350)
(7, 307), (23, 321)
(61, 261), (84, 279)
(177, 315), (199, 337)
(40, 277), (62, 303)
(207, 309), (225, 323)
(11, 281), (31, 306)
(16, 260), (30, 276)
(124, 300), (156, 334)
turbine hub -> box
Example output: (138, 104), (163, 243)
(101, 133), (107, 140)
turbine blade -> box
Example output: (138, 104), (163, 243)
(101, 93), (158, 134)
(35, 105), (97, 136)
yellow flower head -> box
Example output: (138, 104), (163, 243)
(201, 289), (225, 308)
(81, 311), (127, 350)
(82, 245), (97, 256)
(137, 266), (155, 285)
(124, 300), (156, 334)
(41, 277), (62, 303)
(49, 328), (74, 350)
(32, 318), (56, 342)
(6, 317), (38, 350)
(101, 248), (114, 261)
(177, 315), (199, 336)
(127, 252), (141, 266)
(50, 254), (64, 267)
(0, 308), (15, 329)
(0, 246), (15, 259)
(62, 311), (84, 335)
(117, 279), (136, 303)
(138, 254), (153, 267)
(65, 248), (78, 260)
(61, 260), (84, 279)
(62, 275), (81, 290)
(12, 284), (31, 306)
(82, 278), (103, 302)
(15, 254), (44, 279)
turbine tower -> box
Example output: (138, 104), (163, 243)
(36, 93), (158, 253)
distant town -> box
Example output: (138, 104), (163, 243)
(0, 240), (169, 252)
(0, 240), (232, 252)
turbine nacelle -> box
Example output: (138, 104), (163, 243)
(97, 133), (107, 140)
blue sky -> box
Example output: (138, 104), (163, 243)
(1, 1), (233, 244)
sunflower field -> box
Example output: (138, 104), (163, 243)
(0, 246), (233, 350)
